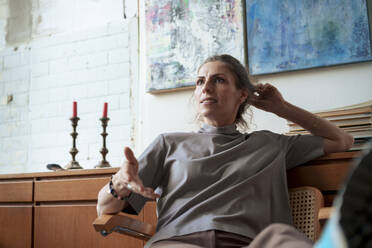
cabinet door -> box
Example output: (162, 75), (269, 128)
(0, 180), (33, 248)
(0, 206), (32, 248)
(34, 205), (144, 248)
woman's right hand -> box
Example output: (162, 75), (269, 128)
(111, 147), (160, 200)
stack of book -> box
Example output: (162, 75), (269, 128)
(287, 101), (372, 151)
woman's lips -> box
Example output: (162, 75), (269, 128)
(200, 97), (217, 104)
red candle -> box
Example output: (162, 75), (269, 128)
(103, 102), (108, 117)
(73, 101), (77, 117)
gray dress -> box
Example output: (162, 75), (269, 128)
(123, 124), (324, 247)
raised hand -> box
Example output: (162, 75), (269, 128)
(248, 83), (286, 114)
(112, 147), (160, 200)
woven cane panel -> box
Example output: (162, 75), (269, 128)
(289, 188), (317, 242)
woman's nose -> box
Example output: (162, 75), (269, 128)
(202, 78), (213, 93)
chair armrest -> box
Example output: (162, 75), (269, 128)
(93, 213), (156, 241)
(318, 207), (334, 220)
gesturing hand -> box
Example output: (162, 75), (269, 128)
(112, 147), (160, 200)
(248, 83), (286, 114)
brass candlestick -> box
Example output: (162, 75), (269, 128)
(66, 116), (83, 169)
(95, 117), (111, 168)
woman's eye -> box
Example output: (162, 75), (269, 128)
(196, 79), (204, 85)
(216, 77), (225, 83)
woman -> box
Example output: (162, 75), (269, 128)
(97, 54), (353, 248)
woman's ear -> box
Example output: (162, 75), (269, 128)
(240, 89), (249, 104)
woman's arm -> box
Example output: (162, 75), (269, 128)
(275, 101), (354, 153)
(97, 183), (129, 216)
(249, 83), (354, 154)
(97, 147), (160, 216)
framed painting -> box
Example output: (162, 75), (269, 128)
(245, 0), (372, 75)
(145, 0), (245, 93)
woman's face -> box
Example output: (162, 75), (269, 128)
(194, 61), (248, 127)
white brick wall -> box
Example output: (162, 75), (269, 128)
(0, 17), (138, 173)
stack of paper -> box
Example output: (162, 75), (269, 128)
(287, 100), (372, 151)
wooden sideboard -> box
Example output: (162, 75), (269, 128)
(0, 168), (147, 248)
(287, 151), (360, 207)
(0, 151), (360, 248)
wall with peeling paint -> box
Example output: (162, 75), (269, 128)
(0, 0), (138, 173)
(1, 0), (372, 174)
(6, 0), (32, 44)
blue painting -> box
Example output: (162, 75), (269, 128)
(246, 0), (372, 75)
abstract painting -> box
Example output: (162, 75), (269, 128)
(246, 0), (372, 75)
(145, 0), (245, 92)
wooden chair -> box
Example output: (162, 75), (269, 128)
(93, 186), (330, 243)
(289, 186), (326, 241)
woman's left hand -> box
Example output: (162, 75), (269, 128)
(248, 83), (286, 114)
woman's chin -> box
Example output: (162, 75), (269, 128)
(199, 110), (214, 118)
(199, 113), (219, 123)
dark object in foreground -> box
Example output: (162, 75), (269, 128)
(339, 148), (372, 248)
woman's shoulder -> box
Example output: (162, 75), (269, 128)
(248, 129), (285, 142)
(249, 130), (308, 148)
(249, 129), (279, 136)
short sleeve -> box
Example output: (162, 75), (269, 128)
(122, 134), (166, 215)
(284, 134), (324, 170)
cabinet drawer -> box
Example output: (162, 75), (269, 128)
(34, 177), (110, 202)
(34, 205), (143, 248)
(0, 181), (33, 202)
(287, 160), (352, 191)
